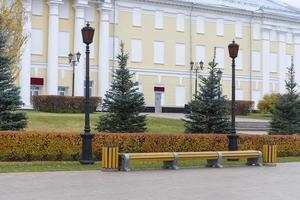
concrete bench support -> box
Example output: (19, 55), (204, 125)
(206, 152), (223, 168)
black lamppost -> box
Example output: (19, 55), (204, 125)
(68, 52), (81, 96)
(190, 60), (204, 98)
(216, 69), (223, 99)
(228, 40), (239, 151)
(80, 22), (95, 164)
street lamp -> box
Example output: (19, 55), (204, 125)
(228, 40), (239, 151)
(216, 69), (223, 99)
(190, 60), (204, 98)
(68, 52), (81, 96)
(80, 22), (95, 164)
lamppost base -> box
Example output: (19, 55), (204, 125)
(80, 133), (94, 165)
(227, 134), (239, 151)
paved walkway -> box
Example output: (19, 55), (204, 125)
(145, 112), (269, 122)
(1, 163), (300, 200)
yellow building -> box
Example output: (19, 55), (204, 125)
(19, 0), (300, 111)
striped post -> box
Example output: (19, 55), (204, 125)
(262, 145), (277, 166)
(101, 146), (119, 170)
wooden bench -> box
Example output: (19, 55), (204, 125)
(119, 150), (262, 171)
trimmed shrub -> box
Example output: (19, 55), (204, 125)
(257, 94), (280, 114)
(227, 100), (254, 115)
(32, 95), (101, 113)
(0, 131), (299, 161)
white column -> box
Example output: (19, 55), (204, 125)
(294, 34), (300, 86)
(47, 1), (61, 95)
(278, 32), (286, 94)
(20, 0), (32, 108)
(262, 28), (270, 95)
(98, 1), (112, 97)
(73, 0), (88, 96)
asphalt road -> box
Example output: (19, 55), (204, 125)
(1, 163), (299, 200)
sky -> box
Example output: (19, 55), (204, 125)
(282, 0), (300, 8)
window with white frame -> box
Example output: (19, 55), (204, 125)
(59, 0), (69, 19)
(236, 89), (244, 100)
(216, 19), (224, 36)
(132, 8), (141, 27)
(85, 4), (95, 22)
(252, 23), (261, 40)
(31, 29), (43, 55)
(216, 47), (224, 68)
(176, 43), (185, 66)
(196, 45), (205, 63)
(270, 30), (277, 41)
(236, 50), (243, 70)
(286, 33), (293, 44)
(196, 16), (205, 34)
(154, 41), (164, 64)
(57, 86), (68, 96)
(176, 14), (185, 32)
(252, 90), (261, 109)
(131, 39), (142, 62)
(270, 53), (278, 73)
(235, 21), (242, 38)
(58, 32), (70, 57)
(155, 11), (163, 29)
(109, 37), (119, 60)
(175, 86), (185, 106)
(252, 51), (261, 71)
(30, 86), (41, 96)
(32, 0), (43, 15)
(84, 80), (94, 96)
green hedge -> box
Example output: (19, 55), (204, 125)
(0, 132), (299, 161)
(32, 95), (101, 113)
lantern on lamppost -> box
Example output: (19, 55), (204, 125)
(68, 52), (81, 96)
(190, 60), (204, 98)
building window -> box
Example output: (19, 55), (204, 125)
(270, 30), (277, 42)
(235, 21), (242, 38)
(252, 23), (261, 40)
(58, 87), (68, 96)
(252, 51), (261, 71)
(175, 86), (185, 106)
(216, 47), (224, 68)
(196, 16), (204, 34)
(236, 50), (243, 70)
(236, 89), (244, 100)
(84, 80), (94, 97)
(132, 8), (141, 27)
(216, 19), (224, 36)
(58, 32), (70, 57)
(176, 14), (184, 32)
(31, 29), (43, 55)
(196, 45), (205, 63)
(154, 41), (164, 64)
(59, 0), (69, 19)
(176, 43), (185, 66)
(131, 39), (142, 62)
(270, 53), (278, 73)
(155, 11), (164, 29)
(286, 33), (293, 44)
(32, 0), (43, 16)
(30, 86), (41, 104)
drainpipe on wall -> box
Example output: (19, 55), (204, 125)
(189, 3), (194, 101)
(250, 12), (253, 112)
(112, 0), (116, 76)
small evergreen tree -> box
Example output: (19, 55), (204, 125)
(96, 42), (146, 132)
(184, 56), (230, 133)
(0, 26), (27, 130)
(269, 57), (300, 134)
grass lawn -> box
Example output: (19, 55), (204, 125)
(0, 157), (299, 173)
(25, 111), (185, 134)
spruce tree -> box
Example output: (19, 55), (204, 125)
(269, 57), (300, 134)
(184, 57), (230, 133)
(0, 28), (27, 130)
(96, 42), (146, 133)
